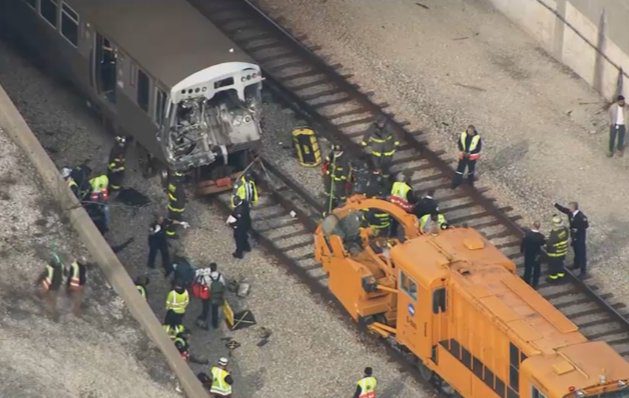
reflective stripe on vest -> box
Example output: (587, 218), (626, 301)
(210, 367), (232, 395)
(42, 264), (54, 290)
(460, 132), (481, 153)
(89, 175), (109, 201)
(390, 182), (411, 200)
(419, 214), (446, 232)
(233, 177), (258, 206)
(69, 261), (81, 288)
(371, 212), (390, 229)
(166, 290), (189, 314)
(358, 376), (377, 398)
(137, 285), (146, 298)
(163, 324), (185, 339)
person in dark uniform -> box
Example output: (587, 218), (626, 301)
(414, 189), (439, 218)
(520, 221), (546, 288)
(227, 196), (251, 259)
(451, 125), (482, 189)
(148, 215), (171, 274)
(554, 201), (589, 277)
(364, 168), (389, 198)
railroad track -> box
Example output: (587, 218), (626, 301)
(192, 0), (629, 360)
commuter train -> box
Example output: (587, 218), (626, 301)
(315, 196), (629, 398)
(0, 0), (263, 194)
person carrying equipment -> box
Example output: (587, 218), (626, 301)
(65, 256), (88, 315)
(451, 125), (482, 189)
(353, 367), (377, 398)
(210, 357), (234, 397)
(232, 171), (258, 207)
(196, 263), (226, 330)
(322, 144), (351, 214)
(166, 171), (186, 238)
(164, 281), (190, 327)
(388, 173), (415, 212)
(544, 215), (569, 283)
(361, 115), (399, 177)
(419, 212), (448, 234)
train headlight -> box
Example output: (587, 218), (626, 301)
(241, 76), (246, 82)
(575, 391), (585, 398)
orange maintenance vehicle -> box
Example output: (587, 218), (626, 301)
(314, 196), (629, 398)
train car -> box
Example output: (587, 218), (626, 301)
(0, 0), (263, 194)
(315, 196), (629, 398)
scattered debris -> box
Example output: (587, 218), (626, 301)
(453, 82), (486, 92)
(256, 327), (272, 347)
(415, 2), (429, 9)
(225, 339), (241, 356)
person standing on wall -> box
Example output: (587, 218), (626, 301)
(608, 95), (626, 157)
(451, 125), (482, 189)
(554, 201), (589, 278)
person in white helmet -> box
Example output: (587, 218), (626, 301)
(209, 357), (233, 397)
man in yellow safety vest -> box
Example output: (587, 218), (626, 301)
(353, 367), (377, 398)
(451, 125), (482, 189)
(389, 173), (415, 212)
(232, 171), (258, 207)
(419, 212), (448, 234)
(164, 282), (189, 327)
(210, 357), (234, 397)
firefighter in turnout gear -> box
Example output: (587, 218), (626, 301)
(88, 173), (110, 231)
(166, 171), (186, 238)
(451, 125), (482, 189)
(322, 144), (351, 214)
(210, 357), (234, 397)
(353, 367), (377, 398)
(107, 136), (127, 191)
(545, 215), (569, 283)
(232, 171), (258, 207)
(35, 253), (64, 318)
(366, 208), (391, 237)
(164, 281), (190, 327)
(389, 173), (414, 212)
(65, 257), (88, 315)
(361, 115), (399, 177)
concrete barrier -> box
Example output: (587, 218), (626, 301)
(488, 0), (628, 100)
(0, 85), (208, 397)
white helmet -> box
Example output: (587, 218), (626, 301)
(218, 357), (229, 366)
(61, 167), (72, 179)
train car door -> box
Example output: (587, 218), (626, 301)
(431, 285), (448, 348)
(93, 33), (117, 103)
(396, 269), (432, 359)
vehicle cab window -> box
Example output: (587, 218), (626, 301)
(531, 386), (547, 398)
(400, 271), (417, 301)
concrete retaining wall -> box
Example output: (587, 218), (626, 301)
(488, 0), (629, 100)
(0, 85), (208, 397)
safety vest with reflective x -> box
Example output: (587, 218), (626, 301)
(210, 366), (232, 396)
(389, 181), (413, 211)
(165, 289), (189, 314)
(357, 376), (377, 398)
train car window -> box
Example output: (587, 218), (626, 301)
(154, 88), (167, 124)
(24, 0), (37, 9)
(400, 271), (417, 301)
(432, 288), (446, 313)
(39, 0), (58, 27)
(137, 69), (150, 112)
(531, 386), (547, 398)
(509, 343), (520, 391)
(507, 387), (518, 398)
(60, 3), (78, 46)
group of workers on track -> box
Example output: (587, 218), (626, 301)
(323, 115), (588, 291)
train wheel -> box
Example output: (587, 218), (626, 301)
(417, 361), (433, 382)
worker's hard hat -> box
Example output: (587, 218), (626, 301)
(396, 173), (406, 182)
(61, 167), (72, 179)
(218, 357), (229, 366)
(552, 215), (562, 225)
